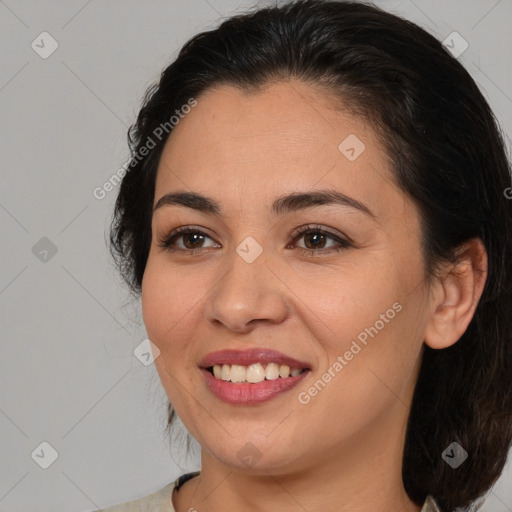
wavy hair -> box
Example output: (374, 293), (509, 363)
(109, 1), (512, 510)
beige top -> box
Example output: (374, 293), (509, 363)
(96, 472), (442, 512)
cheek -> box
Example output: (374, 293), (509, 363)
(286, 261), (401, 346)
(141, 258), (212, 378)
(141, 258), (193, 343)
(293, 267), (417, 402)
(142, 263), (201, 410)
(141, 264), (166, 343)
(320, 300), (422, 423)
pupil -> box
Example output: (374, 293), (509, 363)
(185, 233), (203, 249)
(306, 233), (325, 249)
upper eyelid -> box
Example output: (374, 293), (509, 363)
(165, 225), (343, 238)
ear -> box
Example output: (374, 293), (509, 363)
(424, 238), (488, 350)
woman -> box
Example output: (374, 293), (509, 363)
(102, 0), (512, 511)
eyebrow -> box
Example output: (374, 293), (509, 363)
(153, 189), (376, 219)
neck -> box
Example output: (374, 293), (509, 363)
(173, 401), (421, 512)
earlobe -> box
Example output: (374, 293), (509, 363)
(423, 238), (488, 350)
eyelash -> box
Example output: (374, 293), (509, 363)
(157, 224), (353, 257)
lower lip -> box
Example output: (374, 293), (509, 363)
(200, 368), (310, 405)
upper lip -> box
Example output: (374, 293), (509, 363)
(199, 348), (311, 369)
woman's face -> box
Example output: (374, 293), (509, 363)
(142, 80), (431, 475)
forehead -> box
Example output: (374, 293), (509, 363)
(154, 80), (400, 222)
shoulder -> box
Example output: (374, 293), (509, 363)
(91, 481), (176, 512)
(90, 471), (201, 512)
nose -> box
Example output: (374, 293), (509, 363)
(204, 245), (290, 333)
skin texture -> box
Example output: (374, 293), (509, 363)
(141, 80), (487, 512)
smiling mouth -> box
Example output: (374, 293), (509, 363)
(204, 362), (309, 383)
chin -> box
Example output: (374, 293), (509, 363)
(201, 437), (306, 474)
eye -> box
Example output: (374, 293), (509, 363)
(288, 224), (352, 256)
(157, 224), (352, 256)
(157, 226), (218, 254)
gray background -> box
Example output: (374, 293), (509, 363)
(1, 0), (511, 510)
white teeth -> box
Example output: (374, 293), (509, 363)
(279, 365), (290, 378)
(246, 363), (266, 383)
(230, 364), (246, 383)
(210, 363), (306, 383)
(221, 364), (231, 381)
(265, 362), (280, 380)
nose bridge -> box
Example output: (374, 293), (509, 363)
(205, 236), (289, 330)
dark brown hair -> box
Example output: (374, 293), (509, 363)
(109, 1), (512, 510)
